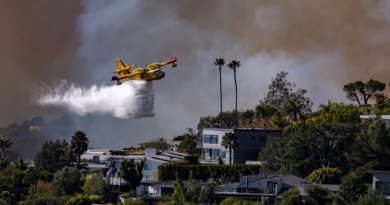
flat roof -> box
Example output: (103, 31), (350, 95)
(367, 170), (390, 175)
(203, 128), (282, 132)
(360, 115), (390, 120)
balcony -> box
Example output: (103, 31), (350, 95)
(200, 155), (219, 161)
(215, 187), (263, 195)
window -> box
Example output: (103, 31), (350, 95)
(161, 187), (174, 195)
(222, 151), (230, 159)
(260, 136), (265, 143)
(252, 136), (255, 140)
(144, 164), (151, 170)
(376, 181), (390, 195)
(204, 135), (218, 144)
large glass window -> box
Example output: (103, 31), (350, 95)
(376, 181), (390, 195)
(161, 187), (174, 195)
(222, 151), (230, 159)
(204, 135), (218, 144)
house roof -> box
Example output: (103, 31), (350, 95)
(239, 175), (317, 188)
(360, 115), (390, 120)
(367, 170), (390, 175)
(296, 184), (340, 196)
(154, 180), (208, 187)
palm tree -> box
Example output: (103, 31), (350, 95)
(214, 58), (225, 128)
(272, 114), (290, 130)
(255, 105), (278, 135)
(23, 167), (39, 194)
(227, 60), (241, 129)
(12, 157), (29, 171)
(221, 132), (239, 165)
(70, 130), (89, 169)
(283, 98), (306, 122)
(0, 136), (13, 158)
(0, 157), (9, 171)
(319, 100), (333, 122)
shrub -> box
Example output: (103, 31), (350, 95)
(183, 156), (200, 165)
(20, 195), (72, 205)
(220, 197), (262, 205)
(67, 195), (103, 205)
(305, 167), (342, 184)
(158, 164), (262, 181)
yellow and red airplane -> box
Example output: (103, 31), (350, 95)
(111, 57), (177, 85)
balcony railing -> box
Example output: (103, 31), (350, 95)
(215, 187), (263, 194)
(200, 155), (219, 161)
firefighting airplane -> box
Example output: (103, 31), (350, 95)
(111, 57), (177, 85)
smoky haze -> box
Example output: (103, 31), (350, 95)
(2, 0), (390, 158)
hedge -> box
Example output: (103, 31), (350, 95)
(184, 155), (200, 165)
(158, 164), (262, 182)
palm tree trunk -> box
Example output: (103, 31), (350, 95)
(1, 148), (3, 158)
(78, 154), (81, 169)
(229, 147), (232, 165)
(234, 69), (237, 129)
(220, 66), (223, 128)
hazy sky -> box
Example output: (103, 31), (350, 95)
(2, 0), (390, 150)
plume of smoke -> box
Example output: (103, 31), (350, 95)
(36, 80), (154, 119)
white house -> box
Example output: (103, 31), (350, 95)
(367, 170), (390, 199)
(80, 148), (186, 196)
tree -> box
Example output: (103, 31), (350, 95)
(88, 174), (113, 203)
(214, 58), (225, 128)
(70, 131), (89, 169)
(351, 188), (390, 205)
(12, 157), (29, 171)
(178, 128), (200, 155)
(0, 136), (13, 158)
(34, 139), (68, 173)
(118, 158), (146, 191)
(332, 173), (366, 205)
(281, 188), (303, 205)
(0, 191), (15, 205)
(258, 136), (286, 172)
(305, 167), (342, 184)
(50, 167), (82, 197)
(221, 132), (239, 165)
(343, 79), (386, 105)
(304, 186), (330, 205)
(227, 60), (241, 129)
(283, 98), (306, 122)
(0, 157), (9, 171)
(259, 71), (313, 114)
(256, 105), (277, 135)
(319, 100), (334, 122)
(287, 123), (359, 176)
(23, 167), (39, 194)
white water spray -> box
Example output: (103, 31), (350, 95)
(36, 80), (154, 119)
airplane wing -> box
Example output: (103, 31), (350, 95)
(160, 57), (178, 67)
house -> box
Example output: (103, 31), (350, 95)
(214, 174), (340, 204)
(367, 170), (390, 199)
(80, 148), (186, 196)
(198, 128), (283, 164)
(360, 115), (390, 126)
(140, 180), (208, 204)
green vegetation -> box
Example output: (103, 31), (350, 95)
(220, 197), (263, 205)
(118, 158), (146, 191)
(280, 188), (303, 205)
(214, 58), (225, 128)
(227, 60), (241, 129)
(183, 156), (200, 165)
(221, 132), (239, 165)
(158, 164), (262, 181)
(0, 136), (13, 158)
(70, 131), (89, 169)
(305, 167), (342, 184)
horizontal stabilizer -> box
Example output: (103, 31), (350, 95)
(166, 57), (177, 64)
(111, 76), (119, 81)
